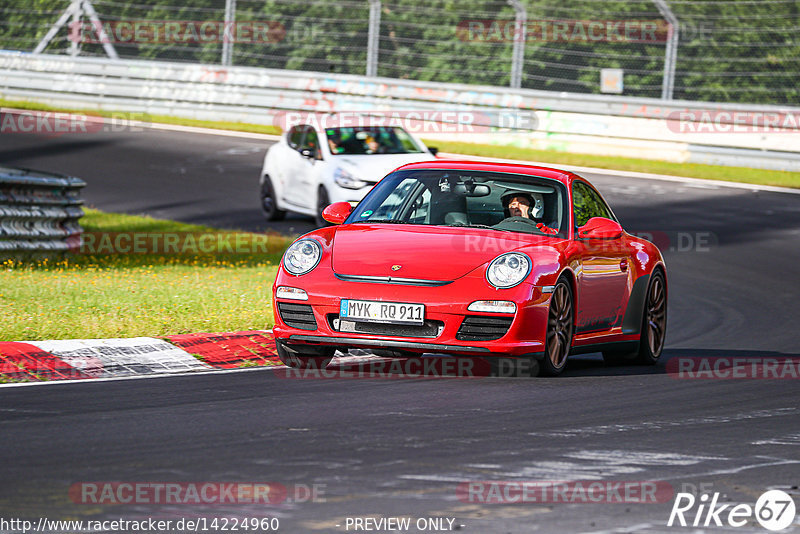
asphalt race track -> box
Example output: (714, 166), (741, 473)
(1, 127), (799, 533)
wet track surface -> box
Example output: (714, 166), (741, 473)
(1, 127), (799, 533)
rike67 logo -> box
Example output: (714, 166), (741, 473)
(668, 489), (796, 531)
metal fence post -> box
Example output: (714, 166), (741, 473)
(366, 0), (381, 76)
(507, 0), (526, 89)
(222, 0), (236, 66)
(33, 0), (118, 59)
(653, 0), (679, 100)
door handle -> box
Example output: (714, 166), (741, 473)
(620, 258), (628, 272)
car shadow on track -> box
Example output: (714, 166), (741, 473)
(310, 348), (800, 380)
(561, 348), (800, 379)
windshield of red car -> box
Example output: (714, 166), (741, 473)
(346, 169), (568, 238)
(325, 127), (424, 155)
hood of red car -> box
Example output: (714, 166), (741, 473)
(331, 224), (540, 281)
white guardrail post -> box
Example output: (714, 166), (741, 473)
(507, 0), (526, 90)
(652, 0), (679, 100)
(0, 166), (86, 258)
(366, 0), (381, 77)
(222, 0), (236, 67)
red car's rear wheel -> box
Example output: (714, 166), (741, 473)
(603, 270), (667, 366)
(638, 270), (667, 364)
(540, 279), (574, 376)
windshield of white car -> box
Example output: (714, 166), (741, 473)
(346, 169), (569, 238)
(325, 127), (424, 155)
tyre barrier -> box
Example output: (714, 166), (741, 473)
(0, 166), (85, 257)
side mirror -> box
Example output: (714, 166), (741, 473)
(576, 217), (623, 240)
(300, 148), (315, 159)
(428, 147), (439, 157)
(322, 202), (353, 225)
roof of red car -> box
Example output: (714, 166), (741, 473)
(395, 159), (577, 184)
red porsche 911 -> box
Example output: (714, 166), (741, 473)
(271, 160), (667, 376)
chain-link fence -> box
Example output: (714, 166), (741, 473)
(1, 0), (798, 105)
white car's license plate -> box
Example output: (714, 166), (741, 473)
(340, 299), (424, 325)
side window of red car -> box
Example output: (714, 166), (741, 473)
(572, 181), (612, 228)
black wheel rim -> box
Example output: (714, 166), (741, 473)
(646, 275), (666, 357)
(317, 190), (328, 217)
(317, 189), (329, 224)
(547, 283), (572, 369)
(262, 181), (276, 216)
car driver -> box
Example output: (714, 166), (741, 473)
(502, 193), (558, 235)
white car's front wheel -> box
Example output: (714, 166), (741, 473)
(261, 175), (286, 221)
(315, 186), (331, 227)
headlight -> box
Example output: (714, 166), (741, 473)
(333, 168), (368, 190)
(283, 239), (322, 275)
(486, 252), (531, 289)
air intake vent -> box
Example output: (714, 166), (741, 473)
(277, 302), (317, 330)
(456, 315), (513, 341)
(329, 315), (443, 338)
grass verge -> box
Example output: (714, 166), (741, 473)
(3, 97), (799, 188)
(0, 209), (293, 341)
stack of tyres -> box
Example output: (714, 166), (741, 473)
(0, 166), (85, 259)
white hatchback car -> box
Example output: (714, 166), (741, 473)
(260, 124), (437, 225)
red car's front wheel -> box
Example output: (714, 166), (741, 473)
(540, 279), (574, 376)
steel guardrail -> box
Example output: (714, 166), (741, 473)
(1, 51), (799, 172)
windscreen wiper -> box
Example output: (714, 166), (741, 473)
(352, 219), (410, 224)
(445, 223), (513, 232)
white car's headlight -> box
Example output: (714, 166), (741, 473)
(333, 168), (368, 190)
(283, 239), (322, 275)
(486, 252), (531, 289)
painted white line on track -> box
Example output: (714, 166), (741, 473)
(138, 119), (800, 195)
(132, 120), (281, 141)
(0, 364), (283, 388)
(0, 351), (388, 388)
(3, 108), (798, 194)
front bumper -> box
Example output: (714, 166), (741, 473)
(326, 181), (374, 205)
(272, 270), (551, 359)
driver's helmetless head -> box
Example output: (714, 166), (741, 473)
(507, 194), (531, 218)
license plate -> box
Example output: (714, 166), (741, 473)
(340, 299), (424, 325)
